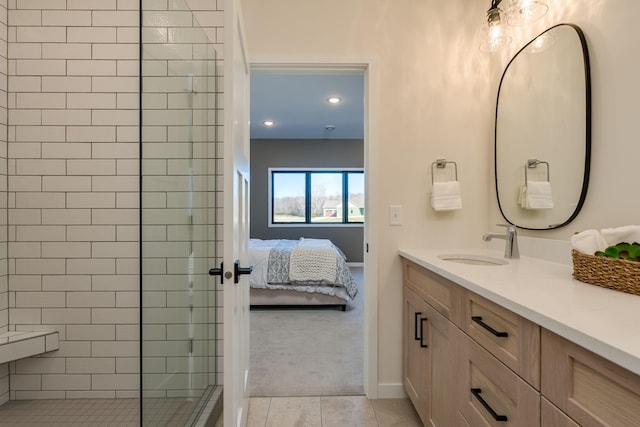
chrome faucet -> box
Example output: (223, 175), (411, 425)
(483, 224), (520, 259)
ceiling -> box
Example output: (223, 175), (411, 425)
(249, 70), (365, 140)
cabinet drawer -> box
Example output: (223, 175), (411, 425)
(403, 259), (461, 323)
(462, 291), (540, 388)
(541, 398), (579, 427)
(458, 334), (540, 427)
(541, 329), (640, 427)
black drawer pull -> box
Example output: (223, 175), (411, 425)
(420, 317), (428, 348)
(414, 312), (422, 341)
(471, 388), (508, 422)
(472, 316), (509, 337)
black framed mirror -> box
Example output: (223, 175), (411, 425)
(495, 23), (591, 230)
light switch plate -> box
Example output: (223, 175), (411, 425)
(389, 205), (402, 225)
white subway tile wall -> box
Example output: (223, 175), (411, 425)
(3, 0), (223, 405)
(0, 0), (7, 408)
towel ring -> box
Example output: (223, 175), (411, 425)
(525, 159), (550, 183)
(431, 159), (458, 184)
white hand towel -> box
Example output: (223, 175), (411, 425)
(517, 185), (527, 207)
(520, 180), (554, 209)
(570, 229), (608, 255)
(601, 225), (640, 245)
(431, 181), (462, 211)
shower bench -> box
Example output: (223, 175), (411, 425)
(0, 330), (59, 364)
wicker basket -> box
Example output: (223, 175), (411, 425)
(572, 250), (640, 296)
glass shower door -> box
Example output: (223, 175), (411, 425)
(140, 4), (220, 425)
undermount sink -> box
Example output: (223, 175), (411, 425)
(437, 254), (508, 266)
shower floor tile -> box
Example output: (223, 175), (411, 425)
(0, 397), (201, 426)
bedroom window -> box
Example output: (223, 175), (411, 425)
(270, 169), (364, 225)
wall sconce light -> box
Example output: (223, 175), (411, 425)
(479, 0), (549, 52)
(479, 0), (512, 53)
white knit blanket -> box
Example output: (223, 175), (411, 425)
(289, 242), (337, 283)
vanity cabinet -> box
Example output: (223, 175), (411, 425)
(401, 250), (640, 427)
(541, 328), (640, 427)
(402, 255), (640, 427)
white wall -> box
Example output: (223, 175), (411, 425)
(240, 0), (493, 394)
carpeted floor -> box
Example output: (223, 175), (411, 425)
(249, 267), (364, 397)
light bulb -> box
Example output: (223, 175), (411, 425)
(507, 0), (549, 26)
(479, 7), (512, 52)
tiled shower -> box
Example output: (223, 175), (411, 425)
(0, 0), (224, 425)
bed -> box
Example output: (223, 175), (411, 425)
(248, 238), (358, 310)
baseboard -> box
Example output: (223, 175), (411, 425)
(347, 262), (364, 267)
(376, 383), (407, 399)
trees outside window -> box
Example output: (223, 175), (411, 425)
(271, 170), (364, 225)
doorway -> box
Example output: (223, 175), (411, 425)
(247, 63), (374, 397)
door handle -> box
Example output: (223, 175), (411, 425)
(234, 260), (253, 284)
(471, 316), (509, 337)
(420, 317), (429, 348)
(209, 262), (224, 285)
(471, 388), (508, 422)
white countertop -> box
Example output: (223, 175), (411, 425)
(398, 248), (640, 376)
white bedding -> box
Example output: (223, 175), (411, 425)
(248, 238), (357, 302)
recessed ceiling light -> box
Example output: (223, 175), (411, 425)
(327, 96), (342, 104)
(263, 120), (275, 127)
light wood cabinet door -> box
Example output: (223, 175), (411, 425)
(458, 334), (540, 427)
(541, 329), (640, 427)
(404, 285), (459, 427)
(423, 298), (460, 427)
(404, 286), (430, 424)
(462, 291), (540, 389)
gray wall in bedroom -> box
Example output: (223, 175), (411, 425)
(250, 139), (365, 262)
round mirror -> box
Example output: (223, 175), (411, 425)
(495, 23), (591, 230)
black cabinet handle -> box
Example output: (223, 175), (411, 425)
(233, 260), (253, 284)
(471, 388), (508, 422)
(208, 262), (224, 285)
(414, 312), (422, 341)
(420, 317), (428, 348)
(471, 316), (509, 337)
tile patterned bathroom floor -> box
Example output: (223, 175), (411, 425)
(248, 396), (423, 427)
(0, 395), (420, 426)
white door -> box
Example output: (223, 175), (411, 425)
(223, 1), (251, 426)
